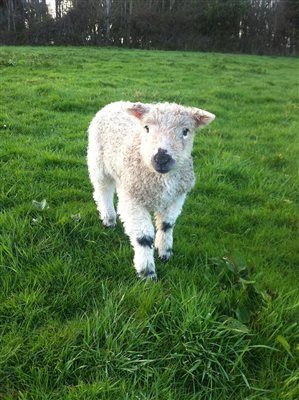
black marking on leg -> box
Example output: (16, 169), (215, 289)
(137, 235), (154, 248)
(162, 222), (173, 232)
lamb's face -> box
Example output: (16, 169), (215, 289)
(139, 113), (196, 174)
(127, 103), (215, 175)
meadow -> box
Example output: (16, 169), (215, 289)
(0, 46), (298, 399)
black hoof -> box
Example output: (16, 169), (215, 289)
(160, 249), (172, 262)
(102, 218), (116, 228)
(137, 270), (157, 282)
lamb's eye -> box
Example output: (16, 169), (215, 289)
(144, 125), (149, 133)
(182, 128), (189, 138)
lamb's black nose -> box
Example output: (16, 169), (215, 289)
(154, 148), (172, 166)
(152, 148), (175, 173)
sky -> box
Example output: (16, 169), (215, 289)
(46, 0), (55, 17)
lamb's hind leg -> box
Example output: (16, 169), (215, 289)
(93, 177), (116, 227)
(88, 157), (116, 227)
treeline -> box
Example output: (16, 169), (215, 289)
(0, 0), (298, 55)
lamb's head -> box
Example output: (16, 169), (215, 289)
(127, 102), (215, 174)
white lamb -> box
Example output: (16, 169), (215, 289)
(87, 101), (215, 281)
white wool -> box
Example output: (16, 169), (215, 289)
(87, 101), (215, 280)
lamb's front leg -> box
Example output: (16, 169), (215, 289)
(155, 194), (186, 262)
(118, 197), (156, 281)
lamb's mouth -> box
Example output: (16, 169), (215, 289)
(151, 160), (176, 174)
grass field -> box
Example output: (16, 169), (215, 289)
(0, 46), (299, 399)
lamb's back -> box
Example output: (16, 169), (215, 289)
(92, 101), (138, 147)
(89, 101), (139, 176)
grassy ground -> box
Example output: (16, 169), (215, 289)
(0, 46), (298, 399)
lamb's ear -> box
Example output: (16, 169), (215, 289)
(190, 107), (216, 128)
(127, 103), (149, 120)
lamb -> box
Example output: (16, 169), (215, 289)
(87, 101), (215, 281)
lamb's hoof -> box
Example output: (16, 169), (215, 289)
(102, 217), (116, 228)
(137, 270), (157, 282)
(159, 249), (172, 262)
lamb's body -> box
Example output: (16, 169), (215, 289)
(88, 102), (194, 211)
(87, 101), (215, 280)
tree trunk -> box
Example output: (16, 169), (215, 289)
(104, 0), (111, 43)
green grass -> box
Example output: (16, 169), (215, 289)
(0, 46), (298, 399)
